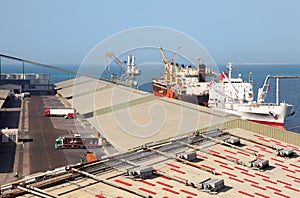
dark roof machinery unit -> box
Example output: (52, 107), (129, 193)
(199, 178), (225, 193)
(249, 159), (269, 170)
(126, 166), (154, 179)
(277, 148), (296, 157)
(224, 137), (240, 145)
(176, 151), (197, 161)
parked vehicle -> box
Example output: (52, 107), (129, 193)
(54, 135), (101, 149)
(44, 108), (75, 119)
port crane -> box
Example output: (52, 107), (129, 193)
(159, 47), (181, 83)
(105, 52), (141, 88)
(0, 53), (142, 89)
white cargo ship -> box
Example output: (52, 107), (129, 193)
(152, 48), (294, 129)
(209, 62), (295, 129)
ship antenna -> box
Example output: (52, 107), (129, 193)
(249, 72), (253, 85)
(227, 62), (233, 79)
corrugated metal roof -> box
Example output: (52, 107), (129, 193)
(69, 85), (146, 114)
(56, 77), (232, 151)
(57, 79), (109, 99)
(87, 99), (228, 151)
(5, 127), (300, 198)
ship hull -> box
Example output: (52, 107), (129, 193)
(247, 120), (285, 129)
(178, 94), (209, 107)
(153, 90), (165, 97)
(237, 103), (294, 129)
(152, 81), (209, 106)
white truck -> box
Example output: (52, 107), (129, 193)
(44, 108), (75, 119)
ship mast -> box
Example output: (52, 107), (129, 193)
(227, 62), (233, 79)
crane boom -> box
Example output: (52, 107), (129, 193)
(257, 75), (270, 103)
(270, 76), (300, 79)
(170, 46), (181, 63)
(159, 47), (169, 64)
(159, 47), (170, 81)
(105, 52), (127, 71)
(256, 75), (300, 104)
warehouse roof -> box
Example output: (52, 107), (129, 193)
(3, 128), (300, 198)
(54, 76), (92, 90)
(55, 77), (236, 151)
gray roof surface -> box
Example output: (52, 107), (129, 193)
(8, 128), (300, 198)
(54, 76), (92, 90)
(57, 77), (235, 151)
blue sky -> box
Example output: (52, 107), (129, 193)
(0, 0), (299, 64)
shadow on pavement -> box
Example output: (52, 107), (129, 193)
(0, 142), (16, 173)
(0, 111), (20, 128)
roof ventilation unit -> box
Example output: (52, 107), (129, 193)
(126, 166), (154, 179)
(176, 151), (197, 161)
(199, 178), (225, 192)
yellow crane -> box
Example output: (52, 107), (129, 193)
(159, 47), (181, 83)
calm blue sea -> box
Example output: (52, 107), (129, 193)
(1, 63), (300, 133)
